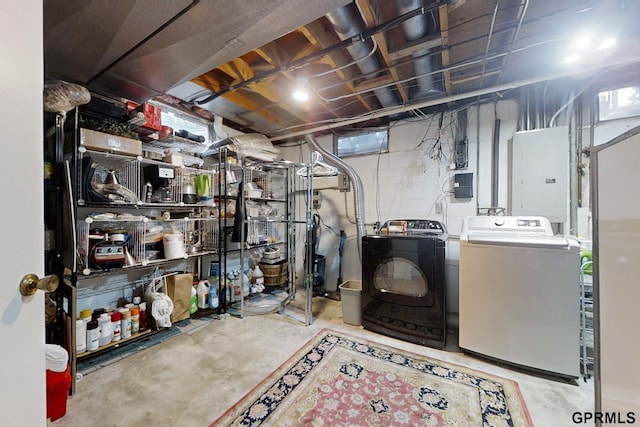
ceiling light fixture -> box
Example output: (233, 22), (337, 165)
(293, 90), (309, 102)
(563, 53), (581, 64)
(574, 34), (592, 50)
(562, 31), (617, 66)
(292, 78), (310, 102)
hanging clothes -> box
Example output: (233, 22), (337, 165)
(231, 179), (247, 242)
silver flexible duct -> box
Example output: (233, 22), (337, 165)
(305, 134), (366, 261)
(397, 0), (436, 98)
(326, 6), (398, 108)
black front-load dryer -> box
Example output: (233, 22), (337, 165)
(361, 220), (446, 348)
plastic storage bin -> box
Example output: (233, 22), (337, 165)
(339, 280), (362, 326)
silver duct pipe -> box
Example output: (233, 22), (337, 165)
(305, 134), (366, 261)
(326, 6), (398, 107)
(397, 0), (436, 98)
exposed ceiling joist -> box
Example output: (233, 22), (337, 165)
(43, 0), (640, 142)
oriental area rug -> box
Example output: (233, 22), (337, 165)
(211, 330), (533, 427)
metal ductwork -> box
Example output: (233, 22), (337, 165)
(397, 0), (437, 99)
(326, 6), (399, 108)
(305, 134), (366, 262)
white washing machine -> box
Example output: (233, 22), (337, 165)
(459, 216), (580, 379)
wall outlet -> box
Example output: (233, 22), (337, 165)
(312, 190), (322, 209)
(338, 173), (350, 192)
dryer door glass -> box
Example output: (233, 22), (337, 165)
(373, 257), (428, 297)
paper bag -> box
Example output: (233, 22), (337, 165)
(166, 273), (193, 322)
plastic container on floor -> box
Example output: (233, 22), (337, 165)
(46, 365), (71, 421)
(338, 280), (362, 326)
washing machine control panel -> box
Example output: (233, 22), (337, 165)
(517, 218), (541, 227)
(462, 215), (553, 236)
(383, 219), (446, 236)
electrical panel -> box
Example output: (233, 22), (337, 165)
(454, 173), (473, 199)
(511, 127), (567, 223)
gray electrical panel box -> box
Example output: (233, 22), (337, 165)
(511, 127), (567, 223)
(454, 173), (473, 198)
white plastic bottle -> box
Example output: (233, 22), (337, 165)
(242, 272), (251, 296)
(86, 320), (99, 352)
(98, 313), (113, 347)
(197, 280), (210, 309)
(76, 319), (87, 354)
(208, 279), (219, 309)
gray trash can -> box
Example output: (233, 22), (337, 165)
(338, 280), (362, 326)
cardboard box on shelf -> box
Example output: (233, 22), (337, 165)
(79, 128), (142, 157)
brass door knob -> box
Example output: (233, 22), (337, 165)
(19, 274), (59, 296)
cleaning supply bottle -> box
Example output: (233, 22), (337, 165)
(111, 311), (122, 342)
(242, 271), (251, 297)
(138, 302), (147, 332)
(252, 265), (264, 286)
(86, 320), (99, 352)
(190, 285), (198, 314)
(208, 279), (219, 309)
(98, 313), (113, 347)
(197, 280), (210, 309)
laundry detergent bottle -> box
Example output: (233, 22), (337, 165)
(196, 280), (210, 310)
(190, 284), (198, 314)
(208, 279), (219, 309)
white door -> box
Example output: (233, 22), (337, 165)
(594, 130), (640, 414)
(0, 1), (46, 426)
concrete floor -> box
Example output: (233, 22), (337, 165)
(49, 294), (594, 427)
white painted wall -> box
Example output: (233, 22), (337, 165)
(280, 98), (640, 317)
(280, 100), (519, 316)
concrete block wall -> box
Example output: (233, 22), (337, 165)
(280, 100), (519, 315)
(279, 99), (640, 315)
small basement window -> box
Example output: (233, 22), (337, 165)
(335, 128), (388, 157)
(598, 84), (640, 122)
(160, 108), (209, 145)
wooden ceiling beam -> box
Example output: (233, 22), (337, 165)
(355, 74), (395, 92)
(357, 0), (409, 103)
(218, 58), (254, 83)
(208, 51), (312, 127)
(255, 44), (342, 122)
(438, 4), (452, 93)
(300, 20), (378, 112)
(253, 42), (328, 125)
(192, 76), (293, 128)
(388, 34), (443, 61)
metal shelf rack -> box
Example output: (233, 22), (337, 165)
(580, 260), (594, 381)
